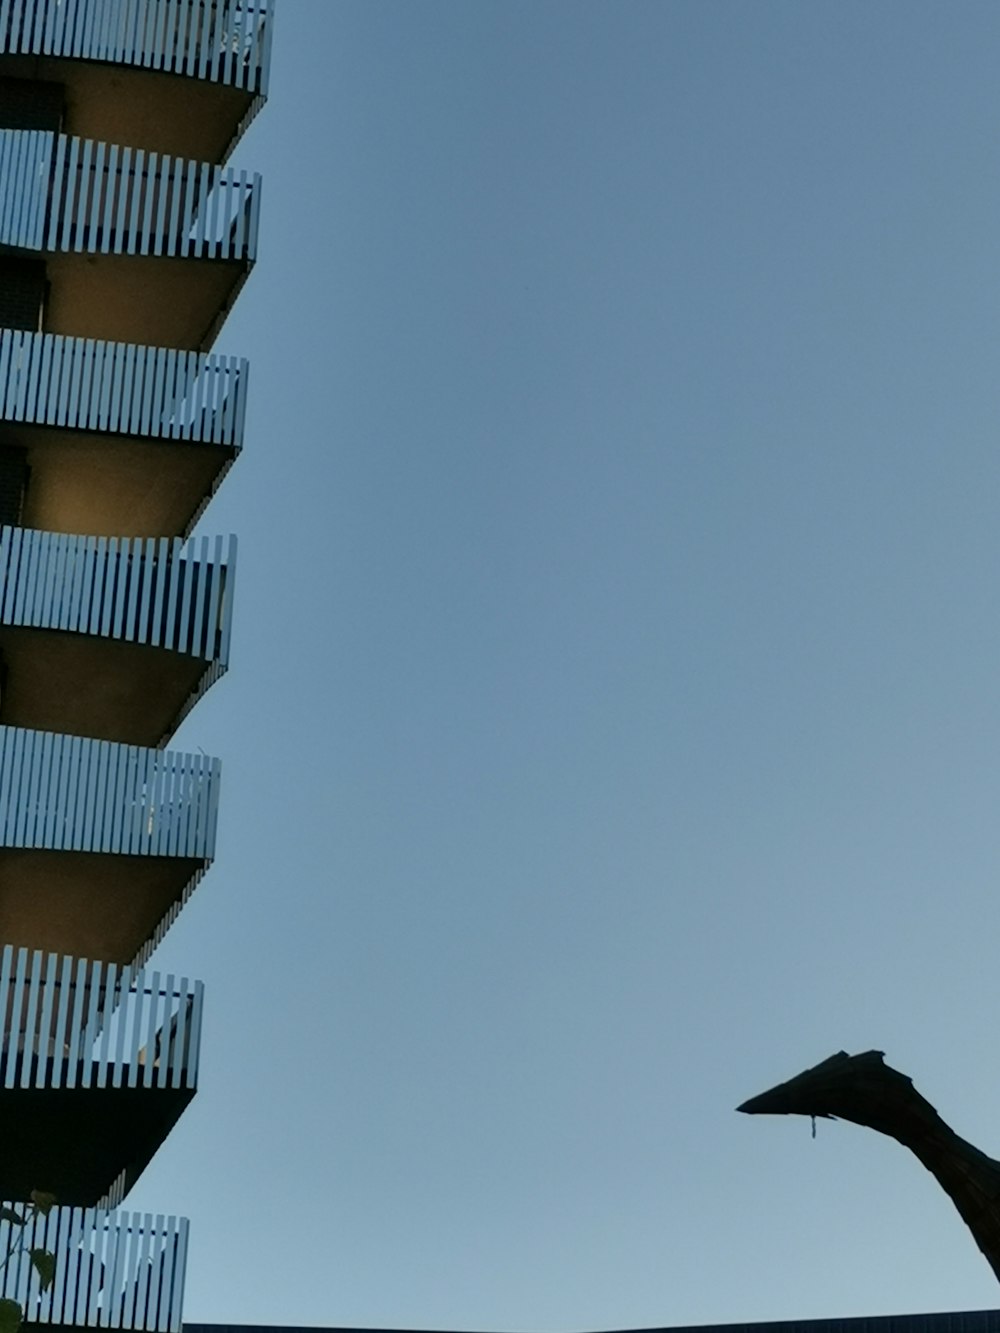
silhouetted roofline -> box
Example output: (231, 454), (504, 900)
(184, 1308), (1000, 1333)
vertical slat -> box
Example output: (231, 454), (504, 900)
(231, 168), (248, 258)
(96, 961), (118, 1088)
(186, 979), (204, 1088)
(138, 340), (157, 435)
(125, 966), (146, 1089)
(165, 151), (184, 257)
(139, 148), (157, 255)
(51, 951), (74, 1085)
(107, 1209), (129, 1329)
(167, 1215), (188, 1333)
(123, 142), (143, 253)
(149, 534), (170, 657)
(59, 1205), (85, 1326)
(0, 947), (14, 1089)
(85, 136), (105, 249)
(122, 341), (141, 433)
(79, 955), (103, 1089)
(169, 975), (189, 1090)
(248, 170), (262, 258)
(111, 959), (130, 1089)
(5, 948), (27, 1089)
(64, 953), (89, 1088)
(207, 159), (222, 257)
(132, 1215), (154, 1329)
(36, 951), (58, 1088)
(106, 338), (125, 432)
(122, 534), (142, 643)
(181, 534), (205, 656)
(150, 344), (170, 441)
(196, 0), (213, 82)
(201, 532), (224, 659)
(102, 140), (119, 252)
(121, 1211), (144, 1330)
(153, 974), (172, 1090)
(64, 330), (86, 428)
(19, 948), (43, 1089)
(57, 134), (79, 250)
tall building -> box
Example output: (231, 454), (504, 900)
(0, 1), (271, 1328)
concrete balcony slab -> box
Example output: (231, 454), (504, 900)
(0, 726), (219, 966)
(0, 129), (260, 351)
(0, 528), (236, 743)
(0, 329), (245, 538)
(0, 0), (270, 163)
(0, 945), (201, 1205)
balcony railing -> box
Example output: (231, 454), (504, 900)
(0, 726), (220, 861)
(0, 329), (248, 451)
(0, 0), (272, 99)
(0, 1204), (188, 1331)
(0, 526), (236, 672)
(0, 129), (260, 262)
(0, 944), (203, 1092)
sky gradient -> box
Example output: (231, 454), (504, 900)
(126, 3), (1000, 1328)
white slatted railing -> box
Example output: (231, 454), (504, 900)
(0, 129), (49, 249)
(0, 726), (220, 860)
(0, 130), (260, 260)
(0, 330), (248, 450)
(0, 1204), (188, 1331)
(0, 0), (271, 97)
(0, 528), (236, 671)
(0, 945), (202, 1091)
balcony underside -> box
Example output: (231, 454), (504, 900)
(4, 422), (233, 539)
(39, 251), (249, 353)
(0, 1077), (194, 1204)
(0, 627), (211, 746)
(0, 849), (203, 966)
(0, 54), (258, 164)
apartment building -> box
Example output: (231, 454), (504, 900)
(0, 1), (271, 1327)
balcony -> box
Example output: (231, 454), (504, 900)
(0, 129), (260, 349)
(0, 329), (246, 537)
(0, 944), (202, 1203)
(0, 1202), (187, 1331)
(0, 726), (219, 967)
(0, 528), (236, 744)
(0, 0), (270, 164)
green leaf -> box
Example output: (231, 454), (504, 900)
(0, 1209), (24, 1228)
(29, 1249), (54, 1292)
(28, 1192), (55, 1217)
(0, 1298), (22, 1333)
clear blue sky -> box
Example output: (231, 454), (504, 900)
(129, 2), (1000, 1328)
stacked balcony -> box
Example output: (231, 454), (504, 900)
(0, 129), (260, 347)
(0, 528), (236, 740)
(0, 726), (220, 965)
(0, 944), (203, 1203)
(0, 1204), (188, 1332)
(0, 0), (271, 161)
(0, 1), (270, 1327)
(0, 330), (247, 536)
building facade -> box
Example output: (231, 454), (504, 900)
(0, 1), (271, 1328)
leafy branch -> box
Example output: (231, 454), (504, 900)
(0, 1191), (57, 1333)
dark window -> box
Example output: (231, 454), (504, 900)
(0, 257), (47, 332)
(0, 76), (64, 131)
(0, 446), (29, 527)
